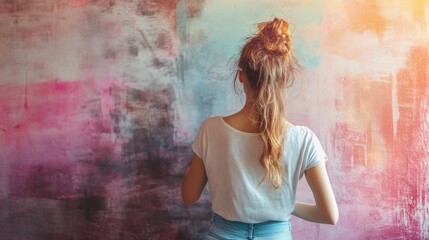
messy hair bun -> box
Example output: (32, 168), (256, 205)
(235, 17), (299, 189)
(257, 18), (291, 56)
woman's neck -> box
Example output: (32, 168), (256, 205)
(237, 98), (260, 126)
(239, 97), (294, 128)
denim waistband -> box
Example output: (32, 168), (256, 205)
(209, 213), (292, 239)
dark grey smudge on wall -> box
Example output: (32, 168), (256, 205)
(120, 84), (212, 239)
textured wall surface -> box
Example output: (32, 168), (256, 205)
(0, 0), (428, 239)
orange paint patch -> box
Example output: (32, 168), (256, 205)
(345, 0), (388, 38)
(400, 47), (428, 91)
(400, 0), (428, 28)
(396, 46), (428, 137)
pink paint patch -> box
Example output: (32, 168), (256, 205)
(0, 77), (124, 167)
(69, 0), (88, 8)
(326, 46), (429, 238)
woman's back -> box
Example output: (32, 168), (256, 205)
(192, 116), (328, 223)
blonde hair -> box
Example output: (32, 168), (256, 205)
(236, 18), (299, 189)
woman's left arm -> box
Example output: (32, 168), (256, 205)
(181, 153), (208, 205)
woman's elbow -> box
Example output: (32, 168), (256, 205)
(326, 207), (339, 225)
(181, 186), (199, 205)
(327, 214), (339, 225)
(182, 195), (198, 205)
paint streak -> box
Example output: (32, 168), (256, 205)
(342, 74), (393, 167)
(390, 46), (429, 237)
(331, 46), (429, 239)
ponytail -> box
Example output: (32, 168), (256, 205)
(236, 18), (299, 189)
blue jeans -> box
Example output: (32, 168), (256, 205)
(204, 213), (293, 240)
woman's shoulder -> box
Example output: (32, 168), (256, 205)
(286, 125), (319, 141)
(287, 125), (325, 150)
(286, 121), (307, 131)
(202, 115), (222, 123)
(198, 115), (222, 128)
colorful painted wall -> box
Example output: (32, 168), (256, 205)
(1, 0), (428, 239)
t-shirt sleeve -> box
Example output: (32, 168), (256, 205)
(303, 128), (329, 172)
(191, 120), (208, 160)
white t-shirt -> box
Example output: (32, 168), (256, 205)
(192, 116), (328, 223)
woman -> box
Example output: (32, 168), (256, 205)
(182, 17), (338, 239)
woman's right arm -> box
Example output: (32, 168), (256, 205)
(292, 162), (339, 225)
